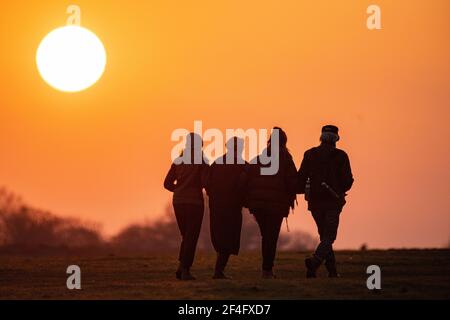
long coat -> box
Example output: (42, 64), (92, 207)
(205, 155), (247, 255)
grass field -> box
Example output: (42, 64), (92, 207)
(0, 249), (448, 300)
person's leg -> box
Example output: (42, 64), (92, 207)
(233, 208), (243, 255)
(226, 206), (243, 256)
(263, 214), (284, 274)
(324, 248), (339, 277)
(174, 204), (188, 279)
(311, 210), (325, 241)
(322, 210), (341, 277)
(180, 204), (204, 280)
(212, 206), (242, 279)
(213, 252), (231, 279)
(210, 205), (228, 254)
(210, 205), (227, 278)
(209, 204), (219, 253)
(305, 209), (325, 278)
(314, 209), (340, 261)
(254, 211), (283, 278)
(253, 211), (269, 274)
(306, 209), (341, 278)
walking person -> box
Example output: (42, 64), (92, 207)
(205, 137), (248, 279)
(297, 125), (354, 278)
(164, 132), (209, 280)
(246, 127), (297, 279)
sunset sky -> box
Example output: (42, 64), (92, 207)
(0, 0), (449, 248)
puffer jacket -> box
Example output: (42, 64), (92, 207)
(246, 149), (297, 215)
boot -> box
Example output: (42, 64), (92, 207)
(262, 269), (277, 279)
(175, 264), (182, 280)
(213, 253), (231, 279)
(181, 268), (196, 281)
(213, 271), (231, 279)
(305, 256), (322, 278)
(325, 260), (340, 278)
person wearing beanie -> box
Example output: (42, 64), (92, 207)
(297, 125), (354, 278)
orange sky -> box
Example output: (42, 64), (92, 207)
(0, 0), (449, 248)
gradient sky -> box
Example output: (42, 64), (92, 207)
(0, 0), (449, 248)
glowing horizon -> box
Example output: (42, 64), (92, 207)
(0, 0), (449, 249)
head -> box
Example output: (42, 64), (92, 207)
(185, 132), (203, 151)
(225, 137), (245, 159)
(320, 125), (340, 146)
(259, 127), (287, 175)
(180, 132), (204, 164)
(268, 126), (288, 150)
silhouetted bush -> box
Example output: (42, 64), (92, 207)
(110, 204), (181, 253)
(0, 188), (317, 255)
(111, 202), (317, 253)
(0, 189), (102, 252)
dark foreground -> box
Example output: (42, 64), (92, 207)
(0, 249), (448, 299)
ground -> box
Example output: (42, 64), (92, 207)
(0, 249), (448, 299)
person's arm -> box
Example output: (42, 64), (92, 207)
(237, 163), (251, 207)
(297, 151), (310, 194)
(163, 164), (177, 192)
(237, 163), (249, 193)
(339, 153), (354, 193)
(201, 163), (211, 192)
(285, 155), (298, 197)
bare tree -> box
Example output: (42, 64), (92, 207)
(0, 188), (317, 255)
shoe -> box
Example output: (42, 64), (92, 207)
(262, 270), (276, 279)
(181, 269), (196, 280)
(328, 271), (340, 278)
(176, 264), (182, 280)
(213, 271), (231, 280)
(305, 257), (321, 278)
(325, 261), (340, 278)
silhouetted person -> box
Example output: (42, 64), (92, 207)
(297, 125), (353, 278)
(164, 132), (209, 280)
(246, 127), (297, 278)
(205, 137), (248, 279)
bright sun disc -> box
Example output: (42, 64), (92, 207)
(36, 26), (106, 92)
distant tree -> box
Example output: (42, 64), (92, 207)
(111, 200), (317, 254)
(110, 204), (180, 252)
(0, 188), (102, 250)
(0, 188), (317, 254)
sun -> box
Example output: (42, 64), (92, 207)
(36, 26), (106, 93)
